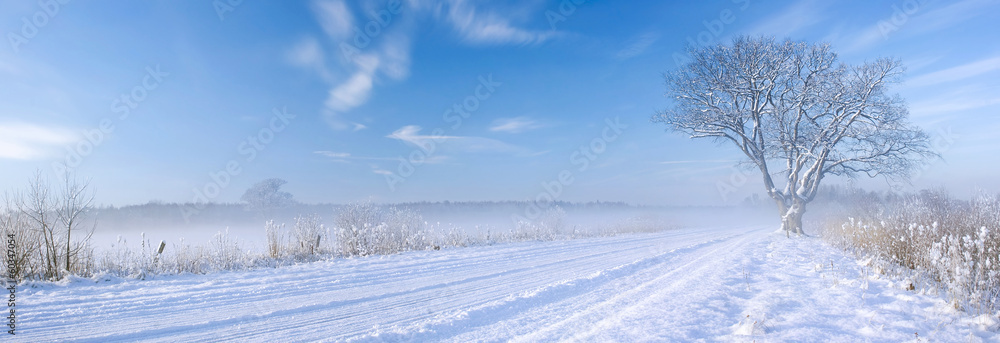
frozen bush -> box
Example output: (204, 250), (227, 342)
(335, 202), (428, 256)
(0, 203), (42, 281)
(292, 215), (324, 258)
(822, 190), (1000, 314)
(335, 202), (380, 256)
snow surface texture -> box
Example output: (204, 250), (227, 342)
(16, 226), (999, 342)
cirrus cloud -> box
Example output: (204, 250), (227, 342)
(0, 122), (78, 160)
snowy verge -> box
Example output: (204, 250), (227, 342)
(14, 227), (999, 342)
(716, 232), (999, 342)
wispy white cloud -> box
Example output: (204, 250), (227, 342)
(316, 33), (412, 130)
(314, 151), (351, 159)
(286, 37), (333, 82)
(0, 122), (78, 160)
(616, 32), (659, 61)
(904, 55), (944, 73)
(746, 0), (829, 38)
(296, 0), (404, 131)
(388, 125), (530, 155)
(844, 0), (993, 53)
(489, 116), (543, 133)
(316, 150), (387, 162)
(913, 96), (1000, 117)
(907, 56), (1000, 88)
(294, 0), (558, 131)
(909, 84), (1000, 119)
(325, 62), (377, 113)
(906, 0), (993, 34)
(659, 159), (738, 165)
(843, 26), (884, 53)
(371, 166), (394, 175)
(314, 150), (449, 164)
(312, 0), (353, 40)
(439, 0), (556, 45)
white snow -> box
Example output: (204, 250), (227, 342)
(15, 226), (1000, 342)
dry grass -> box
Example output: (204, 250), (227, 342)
(821, 190), (1000, 315)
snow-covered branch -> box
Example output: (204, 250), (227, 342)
(655, 36), (934, 236)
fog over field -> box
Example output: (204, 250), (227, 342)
(2, 0), (999, 341)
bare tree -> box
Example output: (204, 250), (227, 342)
(15, 171), (61, 279)
(12, 171), (95, 279)
(240, 178), (294, 219)
(654, 36), (935, 236)
(56, 174), (95, 274)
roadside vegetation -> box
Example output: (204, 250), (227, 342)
(820, 188), (1000, 316)
(1, 174), (674, 282)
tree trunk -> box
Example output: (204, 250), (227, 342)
(66, 225), (71, 273)
(780, 201), (806, 237)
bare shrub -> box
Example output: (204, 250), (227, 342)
(211, 228), (245, 271)
(292, 215), (324, 258)
(336, 202), (378, 256)
(55, 174), (96, 277)
(822, 190), (1000, 314)
(335, 202), (428, 257)
(1, 197), (42, 281)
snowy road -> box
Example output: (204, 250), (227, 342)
(18, 226), (996, 342)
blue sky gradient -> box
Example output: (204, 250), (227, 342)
(1, 0), (998, 206)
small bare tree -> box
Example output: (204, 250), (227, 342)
(655, 36), (935, 236)
(56, 174), (95, 274)
(15, 171), (61, 279)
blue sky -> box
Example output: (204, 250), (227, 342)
(1, 0), (998, 207)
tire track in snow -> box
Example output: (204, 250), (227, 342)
(20, 227), (749, 342)
(531, 228), (764, 341)
(27, 233), (675, 341)
(205, 232), (701, 341)
(349, 228), (764, 342)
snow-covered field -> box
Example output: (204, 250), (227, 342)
(17, 226), (998, 342)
